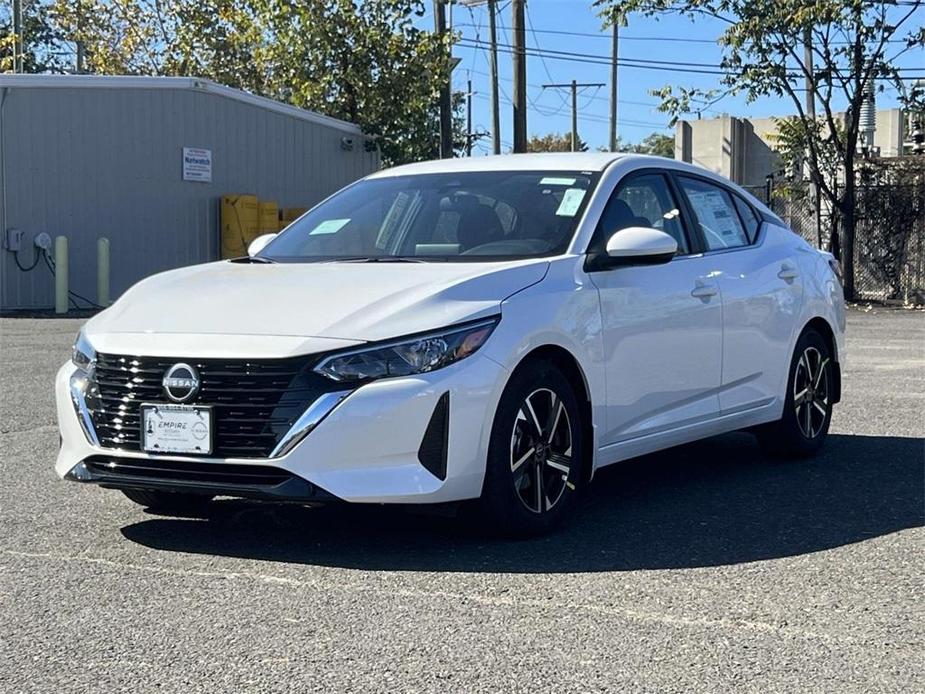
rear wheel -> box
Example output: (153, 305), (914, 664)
(121, 488), (214, 514)
(757, 328), (834, 458)
(480, 361), (584, 536)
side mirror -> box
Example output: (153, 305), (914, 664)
(604, 226), (677, 265)
(248, 233), (277, 257)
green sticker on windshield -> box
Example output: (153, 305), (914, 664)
(309, 218), (350, 235)
(540, 177), (576, 186)
(555, 188), (586, 217)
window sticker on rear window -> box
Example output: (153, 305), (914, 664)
(686, 192), (740, 237)
(555, 188), (587, 217)
(540, 177), (577, 186)
(309, 219), (351, 235)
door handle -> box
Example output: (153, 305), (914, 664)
(691, 283), (718, 299)
(778, 263), (799, 281)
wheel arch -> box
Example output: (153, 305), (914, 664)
(802, 316), (841, 403)
(509, 344), (595, 484)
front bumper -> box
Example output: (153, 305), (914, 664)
(55, 353), (509, 504)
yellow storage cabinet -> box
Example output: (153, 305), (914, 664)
(259, 201), (279, 235)
(221, 194), (259, 258)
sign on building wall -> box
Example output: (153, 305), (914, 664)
(182, 147), (212, 182)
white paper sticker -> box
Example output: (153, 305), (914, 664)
(555, 188), (587, 217)
(309, 219), (351, 235)
(687, 192), (739, 236)
(540, 177), (576, 186)
(182, 147), (212, 182)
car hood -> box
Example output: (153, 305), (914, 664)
(86, 259), (548, 355)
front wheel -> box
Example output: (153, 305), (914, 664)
(757, 328), (834, 458)
(479, 361), (584, 536)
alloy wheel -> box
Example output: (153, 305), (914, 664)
(793, 346), (830, 439)
(510, 388), (573, 514)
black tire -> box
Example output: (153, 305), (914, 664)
(479, 360), (585, 536)
(757, 328), (834, 458)
(121, 488), (214, 513)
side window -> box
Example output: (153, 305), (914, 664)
(677, 177), (750, 250)
(732, 195), (761, 243)
(597, 173), (689, 255)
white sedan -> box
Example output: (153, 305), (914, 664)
(56, 153), (845, 535)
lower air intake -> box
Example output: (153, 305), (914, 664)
(417, 392), (449, 480)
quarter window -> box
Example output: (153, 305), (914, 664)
(677, 177), (751, 250)
(732, 195), (761, 243)
(597, 174), (689, 255)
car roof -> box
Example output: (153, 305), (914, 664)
(366, 152), (785, 229)
(368, 152), (634, 178)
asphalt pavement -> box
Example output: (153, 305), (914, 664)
(1, 308), (922, 693)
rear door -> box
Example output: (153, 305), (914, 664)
(674, 175), (803, 414)
(589, 171), (723, 446)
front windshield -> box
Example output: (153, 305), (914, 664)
(261, 170), (599, 262)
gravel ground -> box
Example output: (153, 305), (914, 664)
(1, 308), (922, 693)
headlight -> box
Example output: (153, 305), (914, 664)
(314, 317), (499, 382)
(72, 330), (97, 371)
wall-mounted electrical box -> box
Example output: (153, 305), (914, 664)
(5, 228), (24, 252)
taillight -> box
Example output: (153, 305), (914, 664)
(828, 258), (844, 287)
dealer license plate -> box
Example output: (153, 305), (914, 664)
(141, 404), (213, 455)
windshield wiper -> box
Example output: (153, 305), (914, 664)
(321, 256), (429, 264)
(229, 255), (276, 264)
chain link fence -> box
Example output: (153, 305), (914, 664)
(743, 168), (925, 305)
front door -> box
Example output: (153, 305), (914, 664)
(589, 172), (723, 446)
(674, 175), (803, 414)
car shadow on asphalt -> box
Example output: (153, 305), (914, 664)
(120, 433), (925, 572)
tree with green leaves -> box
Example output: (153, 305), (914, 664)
(49, 0), (460, 166)
(596, 0), (924, 299)
(528, 132), (589, 152)
(596, 132), (674, 155)
(1, 0), (66, 74)
(633, 131), (674, 158)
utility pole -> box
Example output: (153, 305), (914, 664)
(488, 0), (501, 154)
(12, 0), (23, 74)
(511, 0), (527, 153)
(543, 80), (606, 152)
(77, 1), (86, 76)
(609, 22), (619, 151)
(803, 28), (815, 119)
(466, 78), (473, 157)
(434, 0), (454, 158)
(461, 0), (500, 153)
(803, 27), (821, 248)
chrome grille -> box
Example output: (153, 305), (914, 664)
(86, 353), (335, 458)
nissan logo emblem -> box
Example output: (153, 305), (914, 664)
(162, 363), (201, 403)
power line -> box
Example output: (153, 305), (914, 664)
(457, 37), (757, 76)
(465, 68), (722, 114)
(525, 3), (570, 113)
(472, 93), (670, 130)
(543, 80), (607, 151)
(455, 21), (911, 46)
(457, 36), (924, 78)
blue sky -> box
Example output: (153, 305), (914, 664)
(423, 0), (925, 152)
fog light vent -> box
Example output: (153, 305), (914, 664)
(418, 392), (449, 480)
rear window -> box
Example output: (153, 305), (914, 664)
(677, 176), (751, 250)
